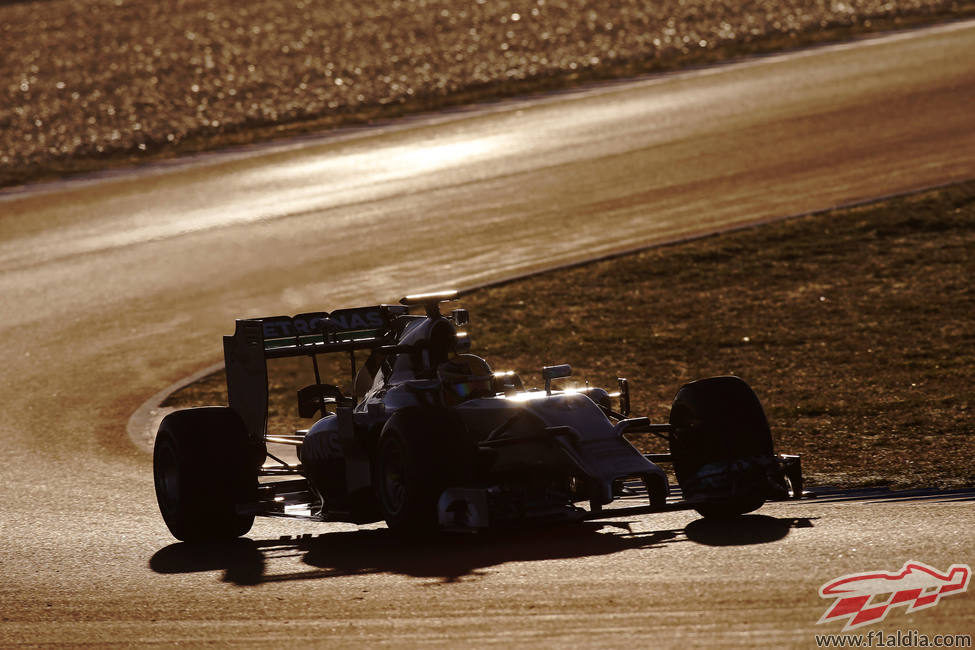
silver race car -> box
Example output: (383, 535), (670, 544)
(153, 291), (803, 541)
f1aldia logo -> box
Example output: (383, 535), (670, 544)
(818, 560), (971, 631)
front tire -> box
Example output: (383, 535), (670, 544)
(153, 407), (257, 542)
(668, 376), (776, 519)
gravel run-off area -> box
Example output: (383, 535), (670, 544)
(1, 0), (972, 187)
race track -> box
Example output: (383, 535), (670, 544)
(1, 20), (973, 646)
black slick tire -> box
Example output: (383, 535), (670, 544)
(668, 376), (774, 519)
(153, 407), (257, 542)
(376, 409), (468, 535)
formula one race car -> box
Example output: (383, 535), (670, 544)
(153, 291), (804, 542)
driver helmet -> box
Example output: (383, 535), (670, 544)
(437, 355), (492, 404)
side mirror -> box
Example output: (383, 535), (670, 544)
(542, 364), (572, 395)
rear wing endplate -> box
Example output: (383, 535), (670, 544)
(223, 304), (407, 445)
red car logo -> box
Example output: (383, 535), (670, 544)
(818, 561), (970, 631)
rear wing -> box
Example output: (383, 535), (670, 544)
(223, 304), (408, 447)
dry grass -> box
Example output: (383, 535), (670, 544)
(165, 182), (975, 490)
(3, 0), (973, 188)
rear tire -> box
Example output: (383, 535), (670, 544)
(668, 376), (774, 519)
(153, 407), (257, 542)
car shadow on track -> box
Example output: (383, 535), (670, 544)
(149, 515), (815, 586)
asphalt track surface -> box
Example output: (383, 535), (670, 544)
(2, 20), (974, 647)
